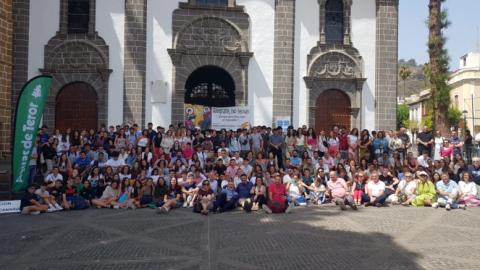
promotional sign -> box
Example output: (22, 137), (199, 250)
(275, 116), (291, 133)
(12, 76), (52, 192)
(0, 200), (21, 214)
(211, 106), (250, 130)
(184, 104), (211, 130)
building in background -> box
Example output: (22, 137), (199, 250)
(402, 52), (480, 135)
(0, 0), (12, 160)
(11, 0), (398, 143)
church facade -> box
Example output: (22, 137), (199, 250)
(12, 0), (398, 133)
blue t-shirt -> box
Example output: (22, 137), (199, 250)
(236, 181), (253, 198)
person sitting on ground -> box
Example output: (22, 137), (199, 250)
(156, 177), (183, 214)
(392, 172), (417, 205)
(214, 179), (239, 213)
(432, 172), (466, 210)
(35, 181), (63, 212)
(286, 174), (307, 211)
(182, 173), (199, 208)
(458, 172), (480, 207)
(20, 184), (49, 215)
(137, 178), (154, 208)
(351, 172), (367, 206)
(411, 171), (437, 207)
(153, 177), (169, 208)
(236, 173), (254, 212)
(327, 171), (357, 210)
(251, 176), (269, 212)
(92, 180), (120, 208)
(266, 174), (287, 213)
(306, 177), (326, 205)
(79, 179), (95, 206)
(366, 172), (386, 207)
(196, 180), (215, 215)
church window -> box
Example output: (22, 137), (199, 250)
(68, 0), (90, 33)
(196, 0), (228, 6)
(325, 0), (344, 44)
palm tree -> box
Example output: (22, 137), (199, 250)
(428, 0), (450, 135)
(399, 65), (412, 99)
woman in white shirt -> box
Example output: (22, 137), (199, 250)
(458, 172), (480, 206)
(347, 128), (359, 162)
(161, 130), (174, 153)
(433, 130), (444, 161)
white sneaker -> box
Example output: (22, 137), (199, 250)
(113, 205), (120, 209)
(445, 204), (451, 211)
(262, 204), (272, 214)
(31, 211), (41, 215)
(183, 202), (188, 208)
(189, 201), (194, 208)
(432, 202), (439, 209)
(47, 207), (55, 213)
(55, 204), (63, 211)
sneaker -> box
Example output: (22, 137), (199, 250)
(285, 204), (294, 214)
(55, 204), (63, 211)
(189, 201), (194, 208)
(31, 211), (41, 215)
(338, 200), (347, 210)
(183, 202), (188, 208)
(47, 207), (55, 213)
(445, 204), (451, 211)
(113, 205), (120, 210)
(432, 202), (439, 209)
(262, 204), (272, 214)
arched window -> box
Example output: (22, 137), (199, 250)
(185, 66), (235, 107)
(325, 0), (344, 44)
(196, 0), (228, 6)
(68, 0), (90, 33)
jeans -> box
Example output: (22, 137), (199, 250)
(214, 193), (239, 211)
(437, 196), (459, 208)
(28, 165), (37, 185)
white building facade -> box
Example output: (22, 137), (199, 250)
(15, 0), (398, 131)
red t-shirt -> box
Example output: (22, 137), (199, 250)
(268, 182), (286, 203)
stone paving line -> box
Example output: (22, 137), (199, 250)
(0, 205), (479, 270)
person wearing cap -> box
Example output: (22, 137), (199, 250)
(411, 171), (437, 207)
(21, 184), (49, 215)
(432, 172), (466, 210)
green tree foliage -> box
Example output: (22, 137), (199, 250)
(447, 106), (463, 128)
(397, 104), (409, 129)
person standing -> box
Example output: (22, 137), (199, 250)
(433, 130), (444, 161)
(269, 128), (285, 169)
(464, 130), (473, 164)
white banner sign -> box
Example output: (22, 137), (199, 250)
(212, 106), (250, 130)
(0, 200), (21, 214)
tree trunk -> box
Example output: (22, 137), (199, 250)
(428, 0), (448, 135)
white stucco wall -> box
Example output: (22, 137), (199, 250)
(293, 0), (319, 127)
(351, 0), (376, 130)
(238, 0), (275, 126)
(28, 0), (59, 79)
(146, 0), (184, 127)
(96, 0), (125, 126)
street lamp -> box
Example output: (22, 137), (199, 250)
(463, 110), (468, 136)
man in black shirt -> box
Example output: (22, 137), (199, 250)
(416, 126), (433, 157)
(20, 185), (48, 215)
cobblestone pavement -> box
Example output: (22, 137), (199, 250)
(1, 205), (479, 270)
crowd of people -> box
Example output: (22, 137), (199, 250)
(19, 123), (480, 215)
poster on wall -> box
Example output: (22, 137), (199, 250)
(12, 75), (52, 192)
(184, 104), (211, 130)
(211, 106), (250, 130)
(275, 116), (291, 133)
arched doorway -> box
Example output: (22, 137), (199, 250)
(55, 82), (98, 131)
(315, 89), (351, 132)
(185, 66), (235, 107)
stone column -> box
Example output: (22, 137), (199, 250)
(272, 0), (296, 126)
(375, 0), (398, 131)
(124, 0), (147, 126)
(1, 0), (13, 159)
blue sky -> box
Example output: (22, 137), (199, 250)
(399, 0), (480, 70)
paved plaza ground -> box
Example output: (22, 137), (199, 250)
(0, 205), (479, 270)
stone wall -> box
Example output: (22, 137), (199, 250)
(124, 0), (147, 126)
(375, 0), (398, 131)
(0, 0), (12, 159)
(272, 0), (296, 126)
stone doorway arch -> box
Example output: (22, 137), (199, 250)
(185, 66), (236, 107)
